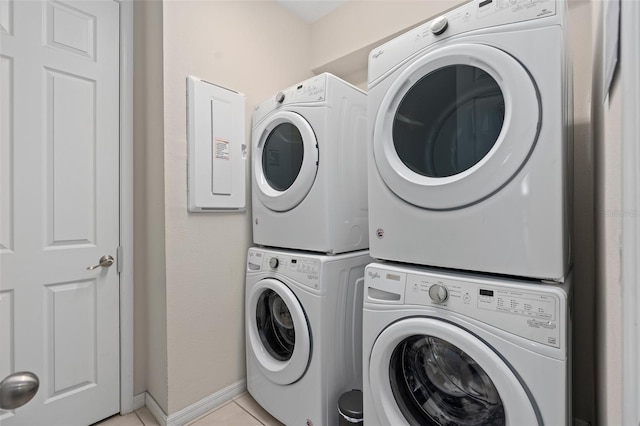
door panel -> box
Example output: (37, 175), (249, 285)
(0, 290), (13, 381)
(0, 54), (13, 252)
(46, 68), (97, 247)
(0, 0), (120, 424)
(45, 279), (97, 399)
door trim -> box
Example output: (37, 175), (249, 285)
(119, 0), (134, 414)
(621, 0), (640, 423)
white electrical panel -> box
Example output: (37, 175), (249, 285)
(187, 76), (246, 212)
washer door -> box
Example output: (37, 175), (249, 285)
(369, 318), (539, 425)
(247, 278), (311, 385)
(253, 111), (319, 212)
(373, 43), (539, 210)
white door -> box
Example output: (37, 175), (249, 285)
(246, 279), (311, 385)
(252, 111), (319, 212)
(368, 318), (539, 425)
(0, 0), (120, 424)
(372, 43), (540, 210)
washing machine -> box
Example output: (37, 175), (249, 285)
(362, 262), (571, 425)
(367, 0), (572, 281)
(245, 247), (372, 425)
(252, 73), (368, 254)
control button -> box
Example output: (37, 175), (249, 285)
(428, 284), (448, 304)
(275, 92), (285, 103)
(430, 16), (449, 35)
(463, 293), (471, 303)
(269, 257), (279, 269)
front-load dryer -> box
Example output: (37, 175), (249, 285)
(367, 0), (572, 280)
(245, 247), (372, 426)
(252, 73), (368, 254)
(363, 262), (571, 426)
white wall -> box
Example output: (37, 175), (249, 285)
(591, 0), (623, 423)
(159, 0), (312, 414)
(133, 0), (168, 411)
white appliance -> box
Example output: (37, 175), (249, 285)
(245, 247), (372, 425)
(362, 262), (571, 426)
(252, 73), (368, 254)
(367, 0), (572, 281)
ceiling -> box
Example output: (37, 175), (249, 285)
(276, 0), (348, 23)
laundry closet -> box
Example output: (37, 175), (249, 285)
(125, 0), (617, 425)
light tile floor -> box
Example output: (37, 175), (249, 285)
(96, 393), (283, 426)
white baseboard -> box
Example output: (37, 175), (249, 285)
(143, 380), (247, 426)
(144, 393), (168, 426)
(133, 393), (146, 411)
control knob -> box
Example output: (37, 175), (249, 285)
(269, 257), (279, 269)
(275, 92), (285, 103)
(430, 16), (449, 35)
(428, 284), (448, 304)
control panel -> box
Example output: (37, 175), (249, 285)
(252, 74), (328, 125)
(368, 0), (559, 86)
(365, 265), (565, 349)
(247, 249), (321, 290)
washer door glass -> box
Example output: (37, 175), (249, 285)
(393, 65), (504, 178)
(389, 335), (504, 425)
(262, 123), (304, 191)
(256, 289), (296, 361)
(372, 43), (539, 210)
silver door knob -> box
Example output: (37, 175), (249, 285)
(0, 372), (39, 410)
(87, 255), (114, 270)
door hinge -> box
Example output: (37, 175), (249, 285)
(116, 246), (123, 274)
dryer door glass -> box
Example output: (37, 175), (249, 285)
(256, 289), (296, 361)
(389, 335), (505, 425)
(262, 123), (304, 191)
(393, 65), (504, 178)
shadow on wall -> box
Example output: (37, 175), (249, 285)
(571, 120), (596, 426)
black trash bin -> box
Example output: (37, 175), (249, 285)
(338, 389), (363, 425)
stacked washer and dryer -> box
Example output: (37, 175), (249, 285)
(245, 73), (372, 426)
(363, 0), (573, 425)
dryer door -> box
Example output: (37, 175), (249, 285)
(372, 43), (539, 210)
(247, 278), (311, 385)
(368, 318), (539, 425)
(253, 111), (319, 212)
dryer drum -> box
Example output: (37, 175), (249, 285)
(392, 65), (505, 179)
(255, 289), (296, 361)
(389, 335), (505, 426)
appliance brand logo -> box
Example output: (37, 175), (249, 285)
(376, 228), (384, 239)
(537, 8), (552, 17)
(368, 271), (381, 279)
(372, 49), (384, 60)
